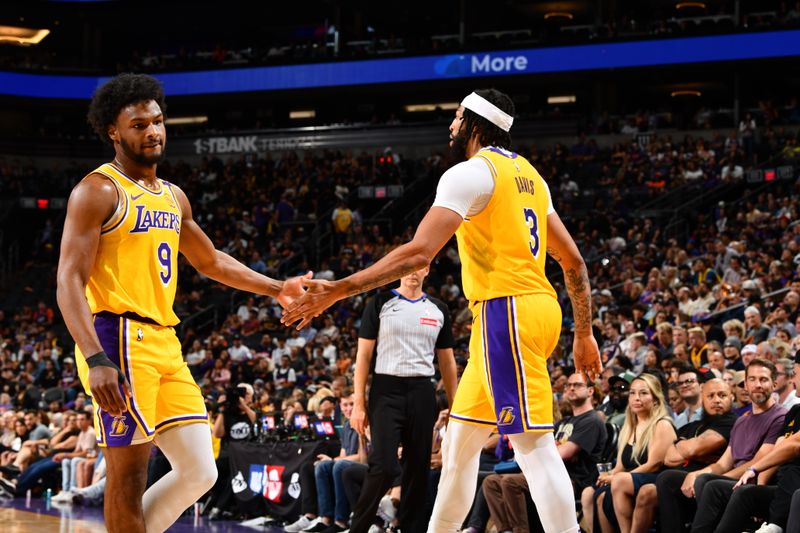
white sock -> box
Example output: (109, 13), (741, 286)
(142, 423), (218, 533)
(428, 422), (493, 533)
(508, 432), (579, 533)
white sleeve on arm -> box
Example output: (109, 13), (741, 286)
(543, 178), (556, 215)
(431, 159), (495, 219)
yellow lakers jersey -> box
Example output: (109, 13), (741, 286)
(84, 163), (181, 326)
(455, 147), (557, 302)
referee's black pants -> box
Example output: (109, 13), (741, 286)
(350, 374), (436, 533)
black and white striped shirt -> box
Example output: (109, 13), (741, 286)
(359, 289), (454, 377)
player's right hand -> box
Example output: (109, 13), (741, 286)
(350, 402), (369, 436)
(573, 334), (602, 383)
(88, 366), (131, 417)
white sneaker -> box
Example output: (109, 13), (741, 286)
(367, 526), (384, 533)
(753, 523), (783, 533)
(285, 516), (316, 532)
(240, 516), (274, 528)
(52, 491), (73, 503)
(377, 495), (396, 522)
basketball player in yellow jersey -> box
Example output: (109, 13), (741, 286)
(56, 74), (308, 533)
(283, 88), (602, 533)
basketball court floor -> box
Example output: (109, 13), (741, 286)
(1, 497), (286, 532)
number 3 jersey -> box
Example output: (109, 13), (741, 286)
(83, 163), (181, 327)
(433, 147), (556, 302)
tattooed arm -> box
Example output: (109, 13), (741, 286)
(547, 212), (602, 380)
(281, 207), (463, 328)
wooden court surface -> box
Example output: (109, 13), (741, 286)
(1, 506), (108, 533)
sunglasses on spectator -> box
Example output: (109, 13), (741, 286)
(677, 378), (698, 386)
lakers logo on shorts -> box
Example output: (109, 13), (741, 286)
(109, 415), (129, 437)
(498, 406), (516, 426)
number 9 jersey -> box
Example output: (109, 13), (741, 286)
(84, 162), (181, 327)
(448, 147), (556, 302)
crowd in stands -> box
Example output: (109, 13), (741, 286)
(3, 3), (800, 74)
(0, 117), (800, 530)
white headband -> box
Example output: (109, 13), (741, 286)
(461, 92), (514, 132)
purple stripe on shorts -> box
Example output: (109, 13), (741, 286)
(154, 414), (209, 431)
(93, 314), (136, 446)
(484, 297), (525, 434)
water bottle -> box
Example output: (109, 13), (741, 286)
(45, 488), (52, 506)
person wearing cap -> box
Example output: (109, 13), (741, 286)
(742, 343), (759, 366)
(281, 88), (602, 533)
(602, 372), (634, 427)
(228, 335), (252, 365)
(722, 336), (745, 371)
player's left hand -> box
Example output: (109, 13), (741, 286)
(281, 278), (344, 329)
(573, 334), (602, 383)
(276, 271), (313, 309)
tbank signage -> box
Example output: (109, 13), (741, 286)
(2, 30), (800, 98)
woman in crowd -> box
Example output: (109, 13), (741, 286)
(583, 373), (676, 533)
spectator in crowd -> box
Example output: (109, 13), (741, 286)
(600, 372), (634, 427)
(668, 383), (686, 419)
(482, 371), (608, 533)
(722, 336), (744, 371)
(674, 364), (705, 428)
(635, 378), (736, 531)
(774, 358), (800, 409)
(655, 359), (786, 533)
(52, 410), (97, 502)
(309, 390), (360, 532)
(206, 384), (256, 520)
(71, 450), (107, 506)
(767, 305), (798, 339)
(706, 349), (726, 375)
(584, 373), (676, 533)
(274, 355), (297, 396)
(688, 328), (709, 368)
(228, 335), (253, 365)
(601, 322), (624, 367)
(742, 343), (759, 368)
(725, 352), (800, 533)
(745, 306), (771, 345)
(0, 411), (81, 497)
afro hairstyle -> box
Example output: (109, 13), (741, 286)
(87, 73), (167, 146)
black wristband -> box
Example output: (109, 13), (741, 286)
(86, 351), (117, 369)
(86, 351), (125, 383)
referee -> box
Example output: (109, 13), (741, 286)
(349, 266), (457, 533)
